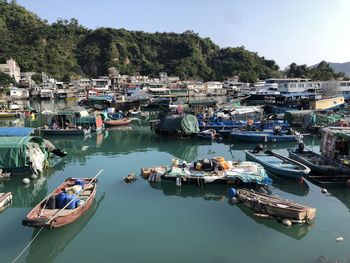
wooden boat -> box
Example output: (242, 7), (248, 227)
(104, 118), (131, 126)
(288, 148), (350, 186)
(39, 127), (91, 136)
(230, 130), (301, 143)
(237, 189), (316, 223)
(0, 192), (12, 212)
(245, 149), (310, 179)
(22, 178), (97, 228)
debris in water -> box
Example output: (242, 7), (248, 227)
(336, 236), (343, 242)
(124, 173), (137, 183)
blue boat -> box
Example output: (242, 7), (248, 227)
(230, 130), (301, 143)
(245, 149), (310, 179)
(198, 120), (290, 132)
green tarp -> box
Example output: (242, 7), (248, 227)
(158, 114), (199, 135)
(0, 136), (46, 169)
(283, 110), (313, 125)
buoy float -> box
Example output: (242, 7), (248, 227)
(228, 188), (237, 198)
(282, 219), (292, 226)
(31, 174), (38, 180)
(22, 178), (30, 185)
(321, 188), (328, 194)
(230, 197), (239, 204)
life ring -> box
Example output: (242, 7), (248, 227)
(341, 122), (348, 127)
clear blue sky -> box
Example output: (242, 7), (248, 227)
(17, 0), (350, 69)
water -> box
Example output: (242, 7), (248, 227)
(0, 105), (350, 262)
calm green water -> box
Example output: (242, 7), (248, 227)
(1, 104), (350, 262)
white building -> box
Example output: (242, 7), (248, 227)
(9, 87), (29, 99)
(0, 58), (21, 82)
(91, 77), (111, 90)
(204, 82), (226, 95)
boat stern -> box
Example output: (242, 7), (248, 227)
(22, 217), (49, 228)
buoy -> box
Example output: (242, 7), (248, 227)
(230, 197), (239, 204)
(321, 188), (328, 194)
(336, 236), (344, 242)
(228, 188), (237, 198)
(31, 174), (38, 180)
(282, 219), (292, 226)
(22, 178), (30, 185)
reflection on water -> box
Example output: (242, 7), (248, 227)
(2, 109), (350, 263)
(25, 194), (105, 263)
(149, 182), (227, 201)
(236, 203), (313, 240)
(269, 173), (310, 196)
(0, 177), (48, 208)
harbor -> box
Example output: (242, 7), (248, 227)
(0, 96), (350, 262)
(1, 1), (350, 262)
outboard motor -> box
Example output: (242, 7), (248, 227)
(253, 144), (264, 154)
(298, 141), (305, 153)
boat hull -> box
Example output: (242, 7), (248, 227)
(245, 150), (310, 179)
(237, 189), (316, 222)
(230, 131), (300, 142)
(288, 149), (350, 186)
(22, 178), (97, 228)
(40, 128), (91, 136)
(104, 119), (131, 126)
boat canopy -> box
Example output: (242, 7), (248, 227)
(0, 127), (34, 137)
(0, 136), (47, 169)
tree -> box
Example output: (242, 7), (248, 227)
(31, 73), (42, 84)
(0, 72), (15, 86)
(286, 63), (309, 78)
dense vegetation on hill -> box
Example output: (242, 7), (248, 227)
(310, 62), (350, 76)
(0, 0), (282, 83)
(285, 61), (348, 81)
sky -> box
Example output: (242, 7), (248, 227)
(16, 0), (350, 69)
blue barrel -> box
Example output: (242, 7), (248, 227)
(228, 188), (237, 198)
(56, 192), (67, 209)
(65, 194), (77, 209)
(75, 179), (85, 187)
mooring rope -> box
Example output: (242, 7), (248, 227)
(11, 226), (44, 263)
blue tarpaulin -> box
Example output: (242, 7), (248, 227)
(0, 127), (34, 137)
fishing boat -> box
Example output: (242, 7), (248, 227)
(39, 127), (91, 136)
(288, 148), (350, 186)
(245, 149), (310, 179)
(237, 189), (316, 223)
(22, 177), (98, 228)
(230, 130), (301, 143)
(0, 192), (12, 212)
(199, 120), (290, 132)
(104, 118), (131, 126)
(141, 158), (272, 187)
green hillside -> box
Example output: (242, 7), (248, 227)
(0, 0), (281, 82)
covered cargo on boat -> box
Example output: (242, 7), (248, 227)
(0, 136), (50, 175)
(156, 114), (199, 136)
(302, 113), (346, 130)
(320, 127), (350, 160)
(283, 110), (313, 126)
